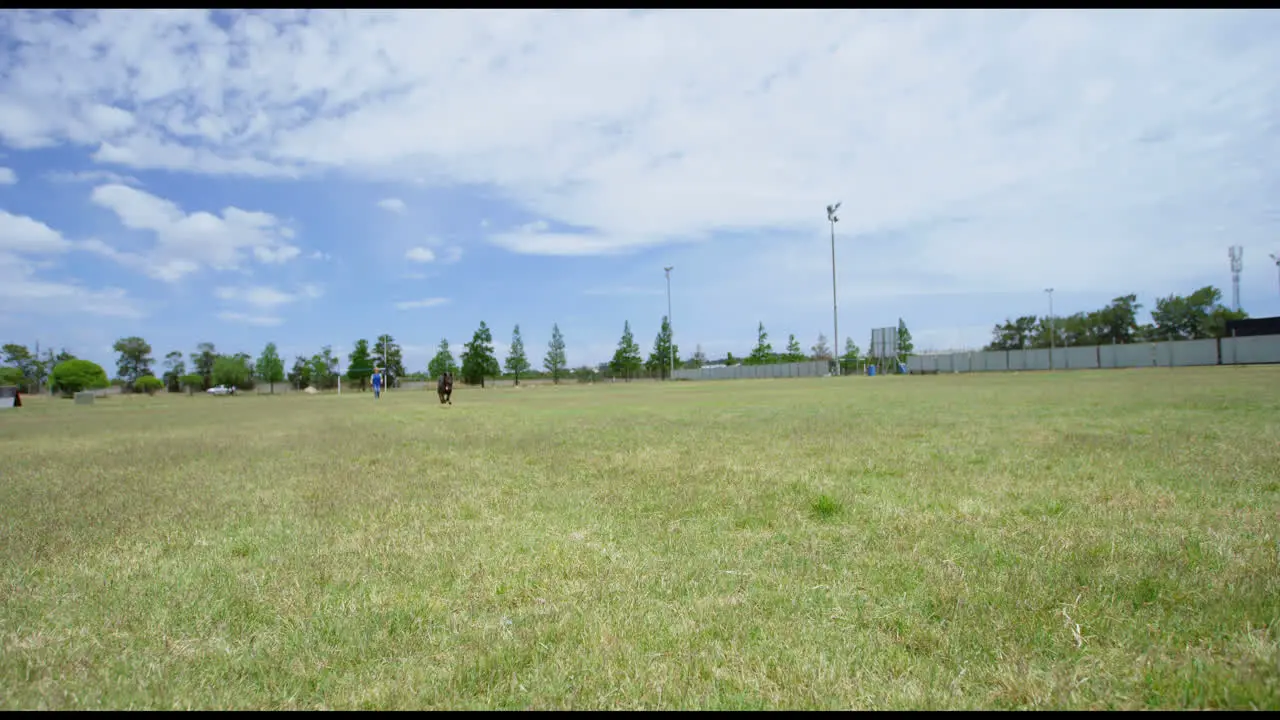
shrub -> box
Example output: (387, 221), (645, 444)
(179, 374), (205, 395)
(49, 359), (110, 396)
(134, 376), (164, 395)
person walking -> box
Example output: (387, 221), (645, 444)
(371, 367), (383, 400)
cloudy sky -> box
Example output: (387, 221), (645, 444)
(2, 9), (1278, 372)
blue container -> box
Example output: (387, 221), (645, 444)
(868, 365), (877, 377)
(898, 362), (908, 374)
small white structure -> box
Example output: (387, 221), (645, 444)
(0, 385), (19, 409)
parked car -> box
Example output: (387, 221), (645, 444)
(207, 385), (237, 396)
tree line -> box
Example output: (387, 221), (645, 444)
(595, 317), (916, 381)
(0, 322), (575, 395)
(2, 315), (922, 394)
(984, 286), (1248, 351)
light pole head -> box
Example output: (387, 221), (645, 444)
(664, 266), (673, 273)
(1045, 287), (1054, 294)
(826, 202), (841, 223)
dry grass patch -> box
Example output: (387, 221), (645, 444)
(2, 368), (1279, 709)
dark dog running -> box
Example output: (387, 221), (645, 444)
(437, 371), (454, 405)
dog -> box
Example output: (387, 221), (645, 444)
(437, 371), (454, 405)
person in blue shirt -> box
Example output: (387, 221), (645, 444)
(371, 368), (383, 399)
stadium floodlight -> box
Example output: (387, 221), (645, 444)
(1045, 288), (1055, 370)
(664, 266), (675, 381)
(827, 203), (841, 376)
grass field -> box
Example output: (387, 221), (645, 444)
(3, 367), (1279, 709)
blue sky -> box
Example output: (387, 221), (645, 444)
(2, 9), (1279, 374)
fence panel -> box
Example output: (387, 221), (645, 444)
(1021, 348), (1050, 370)
(1221, 335), (1280, 365)
(977, 351), (1005, 372)
(1160, 338), (1220, 367)
(1064, 346), (1099, 370)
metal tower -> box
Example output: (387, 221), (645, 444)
(1229, 246), (1243, 311)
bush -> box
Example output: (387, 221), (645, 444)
(179, 374), (205, 395)
(49, 359), (110, 396)
(134, 376), (164, 395)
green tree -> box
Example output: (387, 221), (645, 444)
(309, 346), (339, 390)
(1, 343), (37, 392)
(840, 337), (861, 373)
(190, 342), (217, 390)
(1087, 294), (1142, 345)
(231, 352), (256, 390)
(161, 350), (185, 393)
(428, 338), (458, 380)
(49, 359), (109, 396)
(461, 322), (500, 387)
(1, 366), (26, 388)
(255, 342), (285, 394)
(543, 323), (567, 384)
(1204, 305), (1249, 339)
(810, 334), (832, 361)
(645, 316), (679, 380)
(724, 352), (739, 366)
(179, 373), (205, 395)
(504, 324), (531, 386)
(985, 315), (1039, 351)
(897, 318), (914, 357)
(287, 356), (310, 390)
(112, 336), (154, 391)
(347, 339), (374, 391)
(134, 376), (164, 395)
(212, 355), (251, 388)
(609, 320), (643, 381)
(747, 322), (775, 365)
(1149, 286), (1227, 340)
(374, 334), (405, 386)
(781, 334), (805, 363)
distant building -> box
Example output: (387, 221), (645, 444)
(1225, 316), (1280, 337)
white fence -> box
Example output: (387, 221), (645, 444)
(672, 360), (830, 381)
(907, 335), (1280, 374)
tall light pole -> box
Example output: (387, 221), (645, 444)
(1045, 288), (1055, 370)
(1271, 253), (1280, 300)
(664, 266), (674, 380)
(827, 202), (841, 376)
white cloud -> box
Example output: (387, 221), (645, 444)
(214, 283), (322, 310)
(394, 297), (450, 310)
(0, 9), (1274, 300)
(405, 246), (436, 263)
(309, 250), (331, 260)
(44, 169), (141, 186)
(0, 167), (16, 185)
(378, 197), (406, 214)
(86, 183), (301, 281)
(216, 311), (283, 327)
(0, 210), (72, 254)
(0, 247), (143, 319)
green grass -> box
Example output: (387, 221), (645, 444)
(3, 367), (1279, 709)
